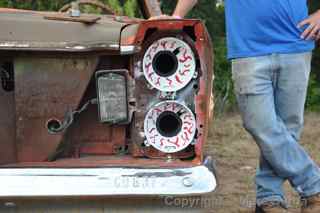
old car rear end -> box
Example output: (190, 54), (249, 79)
(0, 3), (216, 197)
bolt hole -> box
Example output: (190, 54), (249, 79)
(113, 145), (129, 154)
(193, 84), (199, 90)
(129, 101), (136, 107)
(47, 119), (62, 134)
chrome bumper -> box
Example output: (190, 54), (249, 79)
(0, 158), (217, 197)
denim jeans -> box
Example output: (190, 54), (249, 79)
(231, 52), (320, 207)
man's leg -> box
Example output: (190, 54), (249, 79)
(256, 155), (286, 207)
(275, 52), (320, 198)
(232, 54), (320, 206)
(232, 55), (286, 206)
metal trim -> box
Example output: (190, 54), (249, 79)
(120, 45), (139, 55)
(0, 41), (120, 52)
(0, 164), (216, 197)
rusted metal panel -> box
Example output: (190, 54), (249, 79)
(0, 75), (16, 164)
(62, 102), (127, 158)
(52, 56), (132, 160)
(14, 57), (98, 162)
(193, 22), (214, 163)
(0, 11), (127, 51)
(132, 19), (201, 44)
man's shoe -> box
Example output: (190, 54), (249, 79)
(255, 202), (287, 213)
(301, 193), (320, 213)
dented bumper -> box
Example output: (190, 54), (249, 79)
(0, 157), (217, 197)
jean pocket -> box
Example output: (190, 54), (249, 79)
(232, 57), (271, 95)
(232, 65), (259, 95)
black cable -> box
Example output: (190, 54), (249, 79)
(48, 98), (98, 134)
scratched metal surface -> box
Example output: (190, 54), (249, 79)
(0, 10), (127, 52)
(14, 57), (98, 162)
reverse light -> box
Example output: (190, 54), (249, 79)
(96, 70), (128, 123)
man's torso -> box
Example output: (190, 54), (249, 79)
(225, 0), (314, 59)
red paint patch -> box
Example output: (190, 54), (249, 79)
(175, 74), (183, 84)
(179, 49), (192, 63)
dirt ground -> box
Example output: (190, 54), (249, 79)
(204, 112), (320, 213)
(0, 113), (319, 213)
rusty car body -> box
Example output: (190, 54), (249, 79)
(0, 0), (216, 197)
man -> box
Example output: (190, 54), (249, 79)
(151, 0), (320, 212)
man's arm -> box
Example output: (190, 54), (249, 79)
(172, 0), (198, 18)
(149, 0), (198, 20)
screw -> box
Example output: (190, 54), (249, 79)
(193, 72), (198, 79)
(144, 139), (151, 147)
(182, 177), (194, 187)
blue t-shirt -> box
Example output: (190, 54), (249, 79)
(225, 0), (315, 59)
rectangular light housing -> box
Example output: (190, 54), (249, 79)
(96, 70), (128, 123)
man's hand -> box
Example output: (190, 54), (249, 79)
(149, 0), (197, 20)
(149, 14), (180, 20)
(298, 10), (320, 40)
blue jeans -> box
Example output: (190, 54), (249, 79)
(231, 52), (320, 207)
